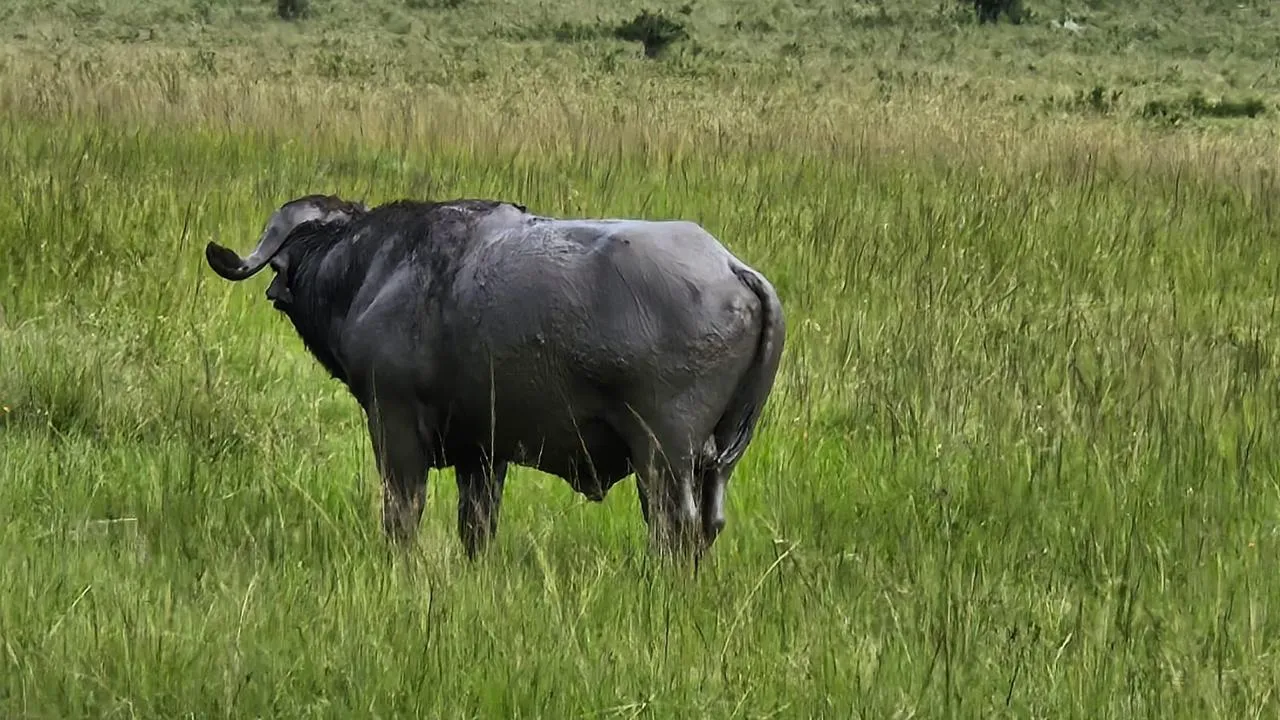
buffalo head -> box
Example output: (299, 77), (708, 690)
(205, 194), (366, 303)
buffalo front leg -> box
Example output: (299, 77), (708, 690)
(455, 455), (508, 559)
(366, 401), (430, 545)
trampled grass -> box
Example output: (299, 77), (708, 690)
(2, 7), (1280, 716)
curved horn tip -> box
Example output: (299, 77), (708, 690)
(205, 242), (252, 280)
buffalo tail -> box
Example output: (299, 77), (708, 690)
(712, 262), (786, 475)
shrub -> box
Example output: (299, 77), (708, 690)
(277, 0), (309, 21)
(405, 0), (466, 9)
(614, 10), (688, 58)
(967, 0), (1027, 24)
(1039, 84), (1122, 116)
(1140, 92), (1268, 123)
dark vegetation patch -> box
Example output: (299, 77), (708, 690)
(967, 0), (1028, 24)
(1141, 91), (1268, 124)
(1043, 84), (1125, 116)
(404, 0), (467, 8)
(497, 8), (689, 59)
(613, 10), (690, 58)
(1038, 83), (1269, 124)
(276, 0), (309, 21)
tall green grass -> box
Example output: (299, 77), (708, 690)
(1, 71), (1278, 717)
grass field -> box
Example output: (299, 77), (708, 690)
(2, 0), (1280, 717)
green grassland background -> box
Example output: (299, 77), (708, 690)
(1, 0), (1279, 717)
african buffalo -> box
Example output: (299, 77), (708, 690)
(205, 195), (785, 559)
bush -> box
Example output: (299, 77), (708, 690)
(614, 10), (688, 58)
(277, 0), (309, 21)
(1140, 92), (1268, 123)
(1043, 84), (1123, 115)
(405, 0), (466, 9)
(967, 0), (1027, 24)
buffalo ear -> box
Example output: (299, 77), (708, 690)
(266, 270), (293, 304)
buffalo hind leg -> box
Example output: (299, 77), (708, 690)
(630, 434), (701, 562)
(699, 465), (728, 548)
(695, 435), (730, 548)
(366, 399), (430, 545)
(455, 455), (508, 559)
